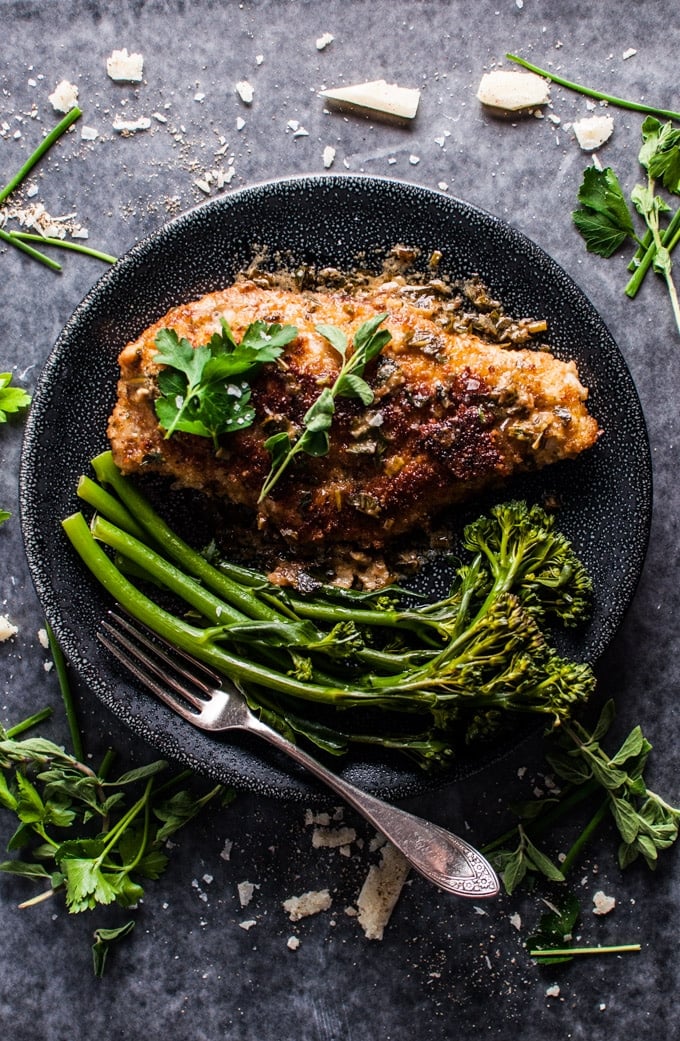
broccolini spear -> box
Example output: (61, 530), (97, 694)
(63, 456), (596, 768)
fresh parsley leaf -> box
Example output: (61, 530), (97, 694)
(0, 372), (31, 422)
(258, 314), (391, 501)
(153, 318), (297, 449)
(0, 509), (10, 525)
(572, 166), (637, 257)
(92, 920), (136, 978)
(639, 116), (680, 193)
(527, 893), (581, 964)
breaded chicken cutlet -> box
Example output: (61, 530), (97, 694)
(108, 279), (600, 549)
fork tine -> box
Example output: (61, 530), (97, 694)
(97, 629), (201, 723)
(102, 614), (210, 704)
(108, 609), (225, 689)
(99, 616), (210, 714)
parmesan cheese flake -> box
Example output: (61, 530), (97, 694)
(107, 48), (144, 83)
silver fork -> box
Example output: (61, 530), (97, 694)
(98, 611), (499, 899)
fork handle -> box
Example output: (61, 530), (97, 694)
(249, 718), (499, 898)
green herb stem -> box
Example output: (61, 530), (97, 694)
(5, 707), (53, 738)
(559, 797), (610, 876)
(625, 206), (680, 298)
(0, 226), (62, 271)
(46, 623), (84, 762)
(9, 231), (117, 265)
(530, 944), (641, 958)
(0, 107), (82, 206)
(506, 55), (680, 122)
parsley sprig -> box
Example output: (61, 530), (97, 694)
(573, 118), (680, 333)
(0, 636), (233, 975)
(258, 312), (391, 502)
(0, 371), (31, 423)
(153, 318), (298, 449)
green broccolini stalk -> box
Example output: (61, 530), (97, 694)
(62, 454), (597, 768)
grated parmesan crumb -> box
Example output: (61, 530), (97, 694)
(48, 80), (78, 114)
(592, 890), (616, 915)
(107, 48), (144, 83)
(572, 114), (614, 151)
(0, 615), (18, 642)
(235, 80), (254, 105)
(37, 628), (49, 649)
(316, 32), (334, 51)
(286, 935), (301, 950)
(237, 881), (259, 907)
(282, 889), (332, 921)
(311, 826), (356, 849)
(112, 115), (151, 134)
(322, 145), (336, 168)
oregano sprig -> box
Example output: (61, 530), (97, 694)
(485, 698), (680, 892)
(258, 312), (391, 502)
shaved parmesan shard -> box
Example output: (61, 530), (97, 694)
(283, 888), (332, 921)
(572, 114), (614, 151)
(48, 80), (79, 113)
(356, 842), (410, 940)
(320, 80), (420, 120)
(476, 70), (550, 112)
(0, 614), (18, 642)
(112, 115), (151, 134)
(107, 48), (144, 83)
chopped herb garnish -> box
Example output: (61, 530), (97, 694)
(0, 372), (31, 423)
(153, 318), (298, 449)
(258, 313), (392, 501)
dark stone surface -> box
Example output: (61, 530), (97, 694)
(0, 2), (677, 1038)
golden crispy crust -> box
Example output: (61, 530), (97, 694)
(108, 280), (600, 548)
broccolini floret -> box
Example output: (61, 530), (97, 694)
(64, 454), (597, 769)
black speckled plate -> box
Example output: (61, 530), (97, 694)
(20, 175), (652, 801)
